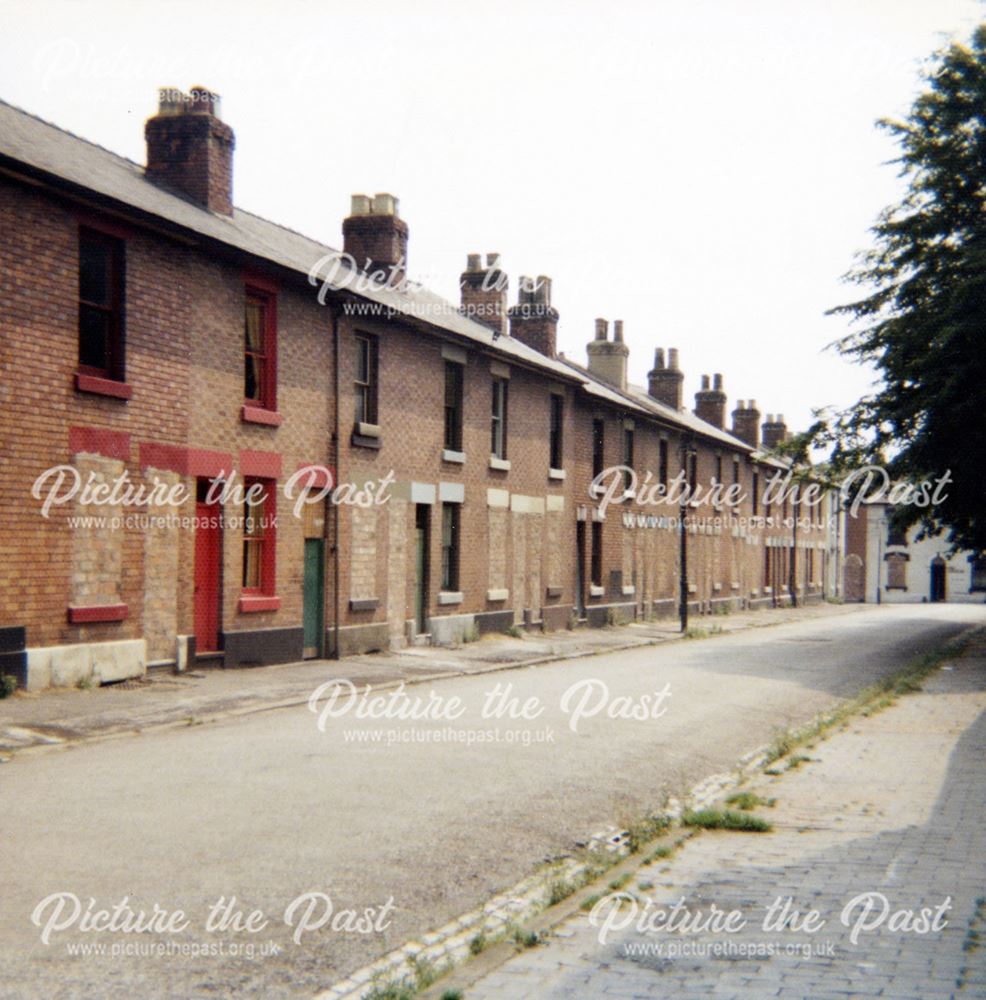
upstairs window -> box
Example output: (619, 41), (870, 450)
(244, 290), (277, 410)
(491, 377), (508, 459)
(549, 394), (564, 470)
(444, 361), (464, 451)
(752, 471), (760, 516)
(622, 427), (634, 493)
(355, 333), (379, 425)
(659, 439), (668, 488)
(592, 419), (605, 480)
(78, 228), (125, 380)
(591, 520), (603, 588)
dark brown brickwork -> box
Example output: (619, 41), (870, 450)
(145, 88), (234, 215)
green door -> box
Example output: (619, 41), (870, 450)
(303, 538), (324, 658)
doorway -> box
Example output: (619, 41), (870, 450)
(575, 520), (586, 620)
(414, 504), (430, 635)
(930, 556), (947, 602)
(194, 479), (223, 654)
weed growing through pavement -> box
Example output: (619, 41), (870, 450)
(682, 808), (772, 832)
(725, 791), (776, 811)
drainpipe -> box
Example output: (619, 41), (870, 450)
(330, 302), (341, 659)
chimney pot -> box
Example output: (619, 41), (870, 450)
(668, 348), (680, 371)
(613, 320), (624, 342)
(654, 347), (665, 370)
(701, 374), (710, 390)
(371, 192), (398, 216)
(594, 318), (608, 341)
(713, 373), (723, 391)
(466, 253), (482, 272)
(487, 252), (501, 268)
(350, 194), (372, 216)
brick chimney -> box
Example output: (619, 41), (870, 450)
(461, 253), (507, 338)
(647, 347), (684, 410)
(145, 86), (235, 215)
(761, 413), (788, 450)
(508, 275), (558, 357)
(586, 318), (629, 391)
(342, 193), (409, 283)
(694, 372), (727, 429)
(731, 399), (761, 448)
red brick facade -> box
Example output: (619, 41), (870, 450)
(0, 89), (830, 688)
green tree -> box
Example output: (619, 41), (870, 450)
(817, 25), (986, 552)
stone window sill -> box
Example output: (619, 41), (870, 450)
(241, 404), (283, 427)
(349, 598), (380, 612)
(489, 456), (511, 471)
(589, 585), (605, 598)
(442, 449), (465, 464)
(67, 603), (128, 624)
(548, 468), (566, 481)
(75, 373), (132, 400)
(238, 595), (281, 613)
(438, 591), (464, 605)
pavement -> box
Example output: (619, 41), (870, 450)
(0, 601), (860, 756)
(450, 625), (986, 999)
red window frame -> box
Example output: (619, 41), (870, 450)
(244, 287), (278, 412)
(78, 226), (126, 382)
(241, 477), (277, 597)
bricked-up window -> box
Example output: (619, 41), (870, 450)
(591, 520), (603, 588)
(355, 333), (378, 425)
(549, 394), (564, 469)
(444, 361), (464, 451)
(623, 427), (634, 493)
(659, 439), (668, 488)
(441, 502), (460, 591)
(242, 479), (276, 594)
(592, 420), (605, 480)
(886, 553), (908, 590)
(491, 377), (508, 459)
(244, 290), (277, 410)
(78, 228), (125, 379)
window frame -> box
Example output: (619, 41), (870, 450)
(244, 288), (278, 412)
(659, 439), (669, 489)
(491, 376), (508, 460)
(241, 477), (277, 597)
(622, 427), (634, 494)
(441, 502), (460, 592)
(592, 419), (605, 480)
(78, 226), (126, 382)
(444, 360), (464, 452)
(355, 332), (379, 426)
(549, 394), (564, 470)
(590, 519), (603, 588)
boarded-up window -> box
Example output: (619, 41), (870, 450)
(886, 552), (908, 591)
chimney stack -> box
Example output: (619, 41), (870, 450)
(647, 346), (684, 410)
(586, 318), (629, 390)
(694, 372), (727, 429)
(507, 275), (559, 357)
(731, 399), (761, 448)
(761, 413), (788, 450)
(342, 193), (409, 284)
(460, 252), (507, 338)
(145, 86), (235, 215)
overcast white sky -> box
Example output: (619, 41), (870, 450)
(1, 0), (983, 433)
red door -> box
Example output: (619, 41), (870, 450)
(194, 495), (222, 653)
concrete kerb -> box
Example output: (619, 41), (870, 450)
(0, 604), (865, 762)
